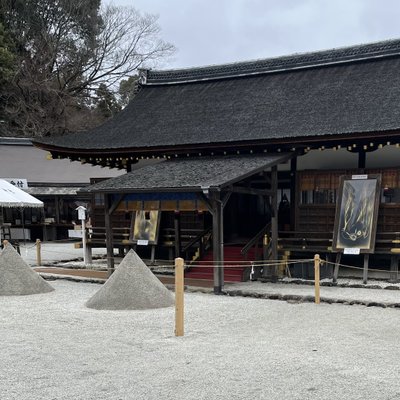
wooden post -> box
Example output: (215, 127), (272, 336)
(333, 252), (341, 283)
(36, 239), (42, 266)
(81, 218), (88, 265)
(55, 195), (60, 224)
(363, 254), (369, 284)
(175, 257), (184, 337)
(390, 255), (399, 283)
(212, 193), (224, 294)
(290, 156), (297, 231)
(358, 150), (366, 169)
(314, 254), (320, 304)
(280, 250), (290, 277)
(86, 238), (93, 265)
(263, 234), (269, 262)
(104, 194), (115, 277)
(174, 211), (181, 258)
(271, 166), (278, 281)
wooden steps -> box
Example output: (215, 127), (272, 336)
(185, 246), (256, 282)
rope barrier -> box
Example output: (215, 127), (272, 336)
(184, 259), (313, 269)
(322, 259), (396, 274)
(186, 258), (313, 265)
(16, 239), (398, 277)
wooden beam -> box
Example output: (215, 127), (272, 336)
(108, 194), (124, 215)
(230, 186), (273, 196)
(197, 192), (214, 213)
(221, 191), (232, 207)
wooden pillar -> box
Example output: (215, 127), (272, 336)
(358, 150), (366, 169)
(104, 194), (114, 276)
(212, 192), (224, 294)
(271, 166), (278, 280)
(363, 254), (369, 284)
(333, 252), (342, 283)
(290, 157), (297, 231)
(390, 255), (399, 282)
(55, 195), (60, 224)
(174, 211), (181, 258)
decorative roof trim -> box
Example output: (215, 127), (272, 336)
(145, 39), (400, 85)
(0, 137), (32, 146)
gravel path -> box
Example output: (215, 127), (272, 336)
(1, 280), (400, 400)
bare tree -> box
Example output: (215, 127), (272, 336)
(70, 5), (174, 93)
(0, 1), (175, 137)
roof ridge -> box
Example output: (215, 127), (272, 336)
(143, 38), (400, 85)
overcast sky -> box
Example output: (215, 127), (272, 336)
(109, 0), (400, 70)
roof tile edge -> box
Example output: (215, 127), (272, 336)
(145, 38), (400, 85)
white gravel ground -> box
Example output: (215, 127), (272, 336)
(1, 280), (400, 400)
(19, 243), (108, 266)
(226, 281), (400, 304)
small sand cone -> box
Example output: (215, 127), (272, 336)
(0, 243), (54, 296)
(86, 250), (174, 310)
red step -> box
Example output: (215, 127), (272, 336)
(185, 246), (256, 282)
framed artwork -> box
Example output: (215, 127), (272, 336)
(332, 174), (381, 253)
(132, 210), (161, 245)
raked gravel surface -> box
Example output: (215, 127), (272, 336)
(1, 280), (400, 400)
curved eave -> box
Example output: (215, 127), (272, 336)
(81, 185), (213, 194)
(33, 128), (400, 157)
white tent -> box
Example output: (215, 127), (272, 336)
(0, 179), (43, 243)
(0, 179), (43, 208)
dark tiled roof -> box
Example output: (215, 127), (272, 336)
(81, 154), (289, 193)
(35, 39), (400, 153)
(145, 39), (400, 84)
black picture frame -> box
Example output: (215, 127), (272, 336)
(332, 174), (381, 253)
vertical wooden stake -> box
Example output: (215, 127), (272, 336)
(82, 218), (88, 265)
(314, 254), (320, 304)
(175, 257), (184, 337)
(36, 239), (41, 266)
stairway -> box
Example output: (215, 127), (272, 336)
(185, 245), (256, 282)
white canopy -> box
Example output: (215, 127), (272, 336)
(0, 179), (43, 208)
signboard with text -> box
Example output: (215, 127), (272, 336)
(4, 178), (28, 189)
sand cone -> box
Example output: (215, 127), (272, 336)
(0, 243), (54, 296)
(86, 250), (174, 310)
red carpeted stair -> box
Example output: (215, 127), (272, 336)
(185, 246), (256, 282)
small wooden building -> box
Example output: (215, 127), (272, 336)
(0, 137), (122, 241)
(34, 39), (400, 291)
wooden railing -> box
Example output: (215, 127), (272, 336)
(241, 222), (271, 260)
(88, 226), (131, 245)
(277, 230), (400, 255)
(181, 228), (212, 261)
(86, 226), (212, 261)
